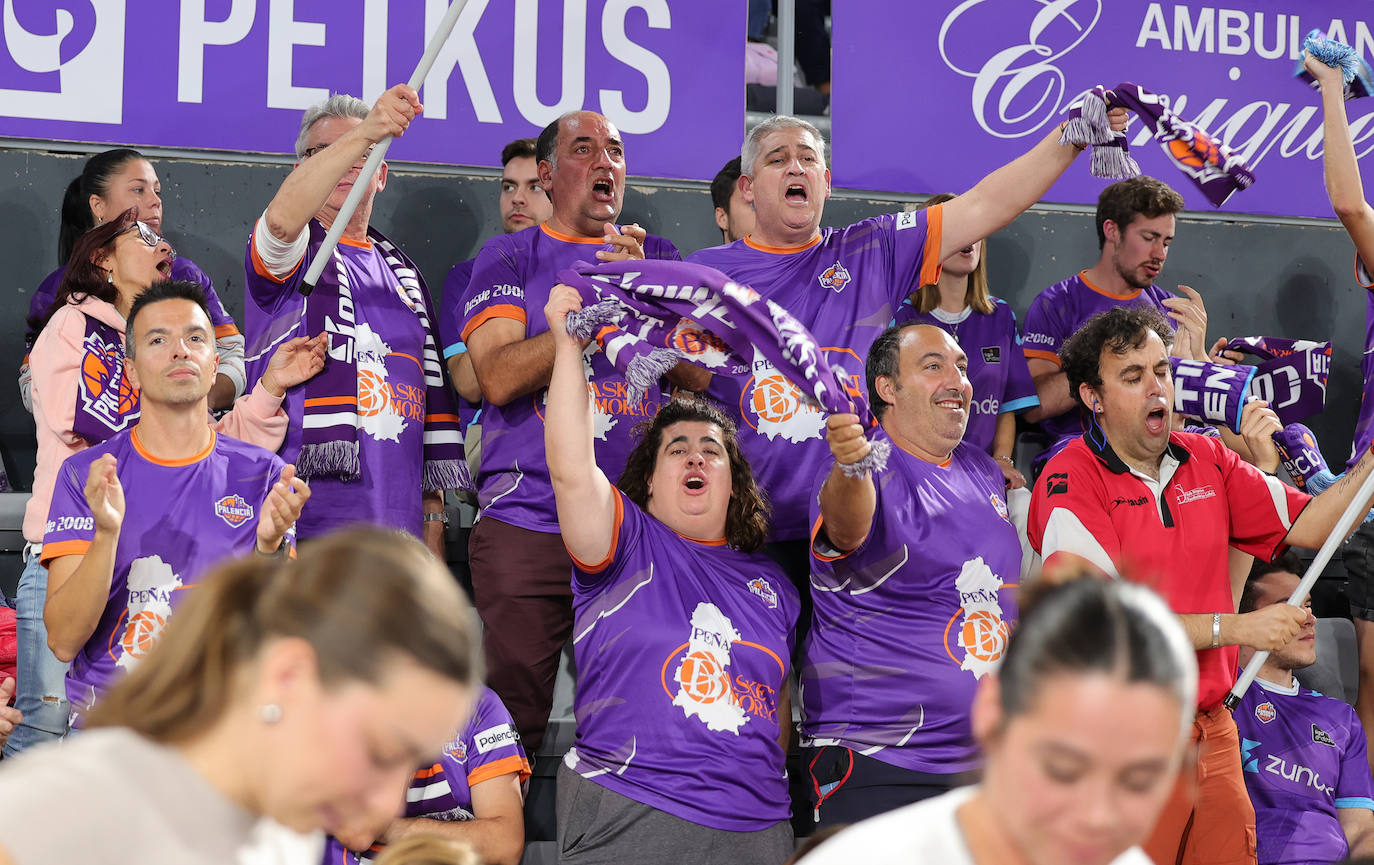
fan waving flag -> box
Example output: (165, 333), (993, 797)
(558, 259), (891, 476)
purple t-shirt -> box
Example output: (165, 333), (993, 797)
(803, 434), (1020, 774)
(1023, 272), (1172, 455)
(564, 490), (799, 831)
(321, 686), (530, 864)
(438, 257), (481, 434)
(1349, 258), (1374, 471)
(42, 428), (289, 718)
(29, 257), (237, 355)
(459, 224), (680, 533)
(1234, 677), (1374, 865)
(244, 234), (431, 539)
(895, 298), (1039, 453)
(687, 209), (944, 541)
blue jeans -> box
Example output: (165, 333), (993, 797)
(3, 550), (70, 756)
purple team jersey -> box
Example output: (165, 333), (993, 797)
(564, 490), (799, 831)
(459, 224), (680, 533)
(1023, 272), (1172, 457)
(244, 234), (431, 539)
(1349, 258), (1374, 471)
(687, 209), (944, 540)
(803, 435), (1020, 774)
(321, 687), (530, 864)
(894, 297), (1039, 453)
(438, 257), (481, 434)
(42, 428), (289, 718)
(1234, 677), (1374, 865)
(29, 257), (238, 355)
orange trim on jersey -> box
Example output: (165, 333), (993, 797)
(425, 413), (461, 424)
(737, 639), (786, 678)
(743, 234), (824, 255)
(675, 530), (726, 546)
(131, 427), (216, 467)
(1024, 348), (1061, 366)
(919, 203), (945, 287)
(469, 754), (533, 786)
(339, 237), (373, 249)
(249, 232), (302, 284)
(541, 223), (606, 245)
(213, 323), (241, 339)
(809, 514), (855, 563)
(1079, 270), (1141, 301)
(460, 304), (527, 343)
(40, 538), (92, 566)
(413, 762), (444, 780)
(389, 351), (422, 370)
(568, 490), (624, 574)
(304, 396), (358, 408)
(890, 440), (953, 467)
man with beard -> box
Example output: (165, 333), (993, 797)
(1022, 176), (1207, 471)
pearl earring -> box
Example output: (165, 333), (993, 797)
(259, 703), (283, 725)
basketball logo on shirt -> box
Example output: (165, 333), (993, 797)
(742, 347), (862, 444)
(819, 262), (851, 293)
(214, 494), (254, 528)
(444, 735), (468, 764)
(662, 602), (783, 734)
(943, 558), (1012, 679)
(354, 323), (415, 443)
(114, 555), (184, 671)
(79, 331), (139, 430)
(748, 576), (779, 609)
(1255, 702), (1276, 724)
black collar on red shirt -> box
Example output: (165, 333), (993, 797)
(1082, 429), (1192, 475)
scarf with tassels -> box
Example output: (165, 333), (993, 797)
(557, 259), (891, 477)
(1060, 82), (1255, 207)
(1224, 336), (1331, 426)
(1298, 30), (1374, 99)
(297, 221), (466, 492)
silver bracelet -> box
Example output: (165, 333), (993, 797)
(1211, 612), (1221, 649)
(423, 512), (449, 525)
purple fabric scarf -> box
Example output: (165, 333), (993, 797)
(1061, 82), (1256, 207)
(298, 221), (465, 491)
(73, 315), (140, 445)
(1297, 31), (1374, 100)
(1224, 337), (1331, 426)
(1273, 423), (1329, 492)
(1169, 357), (1255, 434)
(558, 258), (890, 477)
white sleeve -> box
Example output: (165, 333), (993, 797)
(252, 212), (309, 279)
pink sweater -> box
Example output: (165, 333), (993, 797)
(26, 297), (288, 546)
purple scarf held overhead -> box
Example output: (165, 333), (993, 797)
(1225, 336), (1331, 426)
(557, 259), (891, 477)
(1061, 82), (1256, 207)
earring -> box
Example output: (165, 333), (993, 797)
(259, 703), (283, 725)
(105, 269), (114, 284)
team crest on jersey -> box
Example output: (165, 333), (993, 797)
(818, 262), (851, 293)
(946, 558), (1011, 679)
(1255, 701), (1276, 724)
(663, 602), (782, 734)
(747, 576), (779, 609)
(117, 556), (184, 671)
(444, 735), (468, 763)
(214, 494), (254, 528)
(990, 493), (1009, 522)
(742, 347), (863, 444)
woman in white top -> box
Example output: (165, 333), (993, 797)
(798, 576), (1197, 865)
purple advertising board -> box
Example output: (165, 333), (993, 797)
(832, 1), (1374, 218)
(0, 0), (742, 181)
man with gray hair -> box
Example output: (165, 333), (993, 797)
(242, 84), (463, 557)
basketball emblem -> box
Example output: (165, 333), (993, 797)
(1255, 701), (1276, 724)
(751, 375), (802, 424)
(677, 650), (731, 705)
(121, 610), (167, 660)
(961, 610), (1009, 664)
(357, 368), (389, 417)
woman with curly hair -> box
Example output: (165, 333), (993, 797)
(543, 284), (799, 865)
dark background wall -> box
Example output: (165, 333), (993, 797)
(0, 145), (1364, 486)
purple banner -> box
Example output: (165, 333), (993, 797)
(0, 0), (741, 181)
(832, 1), (1374, 218)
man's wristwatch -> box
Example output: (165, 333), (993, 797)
(423, 512), (450, 526)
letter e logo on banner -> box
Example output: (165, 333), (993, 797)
(0, 0), (124, 122)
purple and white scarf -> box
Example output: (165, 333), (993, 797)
(1061, 82), (1256, 207)
(558, 259), (890, 477)
(298, 221), (465, 491)
(73, 315), (140, 446)
(1273, 423), (1329, 492)
(1224, 336), (1331, 426)
(1169, 357), (1255, 434)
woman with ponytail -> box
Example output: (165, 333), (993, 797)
(0, 528), (481, 865)
(22, 148), (246, 412)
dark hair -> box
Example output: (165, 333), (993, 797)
(1060, 305), (1174, 411)
(31, 207), (140, 338)
(86, 527), (481, 742)
(535, 115), (568, 167)
(1239, 550), (1304, 615)
(125, 280), (212, 360)
(1095, 176), (1185, 250)
(617, 396), (770, 552)
(865, 322), (925, 421)
(501, 137), (537, 166)
(58, 148), (147, 266)
(1000, 577), (1196, 729)
(710, 156), (743, 213)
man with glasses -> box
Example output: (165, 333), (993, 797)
(242, 85), (463, 556)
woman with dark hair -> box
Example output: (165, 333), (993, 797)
(0, 528), (482, 865)
(894, 193), (1039, 488)
(799, 576), (1198, 865)
(543, 285), (798, 864)
(22, 148), (246, 412)
(5, 212), (324, 758)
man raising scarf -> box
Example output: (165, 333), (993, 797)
(243, 84), (463, 555)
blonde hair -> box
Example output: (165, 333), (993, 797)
(910, 193), (994, 316)
(373, 836), (481, 865)
(86, 527), (480, 741)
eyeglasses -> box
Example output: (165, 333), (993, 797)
(300, 143), (376, 167)
(122, 221), (176, 259)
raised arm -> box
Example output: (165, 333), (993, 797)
(1309, 52), (1374, 263)
(816, 414), (877, 552)
(544, 285), (618, 565)
(1286, 447), (1374, 549)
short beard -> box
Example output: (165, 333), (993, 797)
(1113, 251), (1155, 290)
